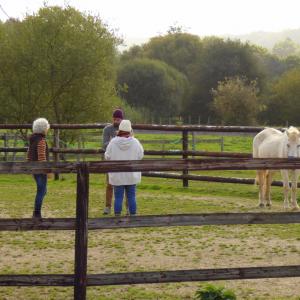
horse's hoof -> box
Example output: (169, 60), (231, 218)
(258, 203), (265, 208)
(266, 203), (272, 208)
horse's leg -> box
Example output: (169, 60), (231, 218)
(291, 170), (300, 210)
(257, 170), (266, 207)
(265, 171), (273, 207)
(281, 170), (290, 209)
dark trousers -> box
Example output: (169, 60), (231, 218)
(33, 174), (47, 212)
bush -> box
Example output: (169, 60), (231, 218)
(195, 284), (237, 300)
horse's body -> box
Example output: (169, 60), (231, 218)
(253, 126), (300, 209)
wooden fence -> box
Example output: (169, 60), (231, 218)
(0, 123), (265, 189)
(1, 158), (300, 299)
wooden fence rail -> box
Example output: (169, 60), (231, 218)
(1, 158), (300, 174)
(0, 123), (268, 131)
(2, 265), (300, 287)
(1, 212), (300, 231)
(0, 147), (252, 158)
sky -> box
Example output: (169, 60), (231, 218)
(1, 0), (300, 44)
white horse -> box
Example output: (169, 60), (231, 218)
(253, 126), (300, 209)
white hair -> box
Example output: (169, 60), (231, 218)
(32, 118), (50, 134)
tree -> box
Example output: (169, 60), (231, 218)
(272, 38), (300, 58)
(184, 37), (265, 122)
(264, 68), (300, 125)
(212, 77), (259, 125)
(0, 6), (120, 124)
(117, 58), (188, 119)
(143, 32), (202, 78)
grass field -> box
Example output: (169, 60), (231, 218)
(1, 133), (300, 299)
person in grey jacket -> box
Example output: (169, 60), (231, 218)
(102, 109), (126, 214)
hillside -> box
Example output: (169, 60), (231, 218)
(227, 28), (300, 49)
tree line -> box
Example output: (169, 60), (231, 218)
(1, 5), (300, 126)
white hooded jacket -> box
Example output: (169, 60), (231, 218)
(104, 136), (144, 185)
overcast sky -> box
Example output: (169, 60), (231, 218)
(1, 0), (300, 41)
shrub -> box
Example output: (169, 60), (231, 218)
(195, 284), (237, 300)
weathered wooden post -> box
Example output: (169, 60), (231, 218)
(53, 129), (60, 180)
(74, 163), (89, 300)
(221, 136), (224, 152)
(3, 133), (8, 162)
(182, 130), (189, 187)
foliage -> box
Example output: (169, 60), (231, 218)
(0, 5), (120, 125)
(117, 58), (188, 118)
(272, 38), (300, 58)
(143, 31), (202, 77)
(195, 284), (236, 300)
(212, 77), (259, 125)
(263, 68), (300, 125)
(184, 37), (265, 122)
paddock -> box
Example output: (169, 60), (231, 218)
(1, 124), (300, 299)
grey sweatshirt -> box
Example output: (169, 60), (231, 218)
(102, 124), (119, 150)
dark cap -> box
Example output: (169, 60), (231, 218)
(112, 109), (124, 119)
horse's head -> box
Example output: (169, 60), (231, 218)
(286, 126), (300, 158)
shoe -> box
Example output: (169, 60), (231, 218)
(32, 211), (42, 219)
(103, 207), (111, 215)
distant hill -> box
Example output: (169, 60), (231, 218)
(121, 28), (300, 52)
(227, 28), (300, 50)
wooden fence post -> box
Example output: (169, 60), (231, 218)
(182, 130), (189, 187)
(3, 133), (8, 162)
(221, 136), (224, 152)
(74, 163), (89, 300)
(53, 129), (60, 180)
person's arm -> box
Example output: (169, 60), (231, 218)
(137, 140), (144, 160)
(104, 142), (112, 160)
(102, 126), (111, 150)
(37, 139), (47, 161)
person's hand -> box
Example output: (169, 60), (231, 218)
(47, 173), (53, 179)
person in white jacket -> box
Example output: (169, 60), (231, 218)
(104, 120), (144, 216)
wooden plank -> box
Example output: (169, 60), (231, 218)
(3, 158), (300, 174)
(0, 161), (77, 174)
(0, 123), (276, 132)
(0, 147), (252, 158)
(1, 265), (300, 286)
(1, 212), (300, 231)
(142, 172), (297, 187)
(87, 212), (300, 229)
(74, 163), (89, 300)
(0, 274), (74, 286)
(87, 265), (300, 285)
(53, 129), (60, 180)
(85, 158), (300, 173)
(182, 130), (189, 187)
(0, 218), (75, 231)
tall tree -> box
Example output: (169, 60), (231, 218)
(264, 68), (300, 125)
(0, 6), (120, 124)
(212, 77), (259, 125)
(143, 31), (202, 78)
(272, 38), (300, 58)
(117, 58), (188, 119)
(184, 37), (265, 122)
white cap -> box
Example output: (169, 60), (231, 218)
(119, 120), (132, 132)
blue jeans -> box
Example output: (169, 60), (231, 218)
(33, 174), (47, 212)
(113, 185), (136, 215)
